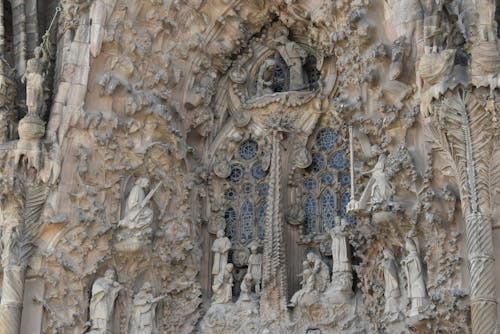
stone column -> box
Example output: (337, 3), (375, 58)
(0, 266), (25, 334)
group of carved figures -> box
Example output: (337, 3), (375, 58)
(211, 230), (262, 304)
(382, 238), (433, 320)
(211, 223), (431, 320)
(87, 269), (165, 334)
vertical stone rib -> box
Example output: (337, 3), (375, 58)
(261, 130), (288, 326)
(0, 0), (5, 56)
(0, 266), (25, 334)
(11, 0), (26, 77)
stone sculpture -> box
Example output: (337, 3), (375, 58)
(88, 269), (122, 333)
(357, 154), (394, 210)
(402, 238), (430, 317)
(116, 178), (159, 252)
(256, 59), (276, 96)
(306, 252), (330, 293)
(381, 249), (401, 321)
(238, 273), (255, 302)
(247, 245), (262, 294)
(327, 219), (353, 302)
(211, 230), (231, 277)
(129, 282), (166, 334)
(23, 46), (48, 118)
(212, 263), (233, 304)
(271, 26), (308, 91)
(288, 260), (316, 308)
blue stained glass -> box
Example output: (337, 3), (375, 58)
(316, 128), (339, 152)
(257, 204), (267, 240)
(241, 202), (254, 240)
(330, 151), (349, 170)
(340, 192), (355, 224)
(304, 197), (317, 235)
(239, 140), (259, 161)
(224, 188), (237, 201)
(229, 164), (245, 183)
(224, 208), (237, 240)
(340, 173), (351, 187)
(243, 183), (253, 194)
(258, 184), (269, 197)
(251, 160), (267, 181)
(305, 178), (316, 190)
(308, 153), (326, 173)
(322, 173), (334, 185)
(321, 190), (335, 231)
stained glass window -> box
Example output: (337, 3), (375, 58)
(308, 153), (326, 173)
(243, 183), (253, 194)
(302, 127), (355, 235)
(305, 197), (317, 235)
(258, 184), (269, 197)
(316, 128), (338, 152)
(225, 188), (236, 201)
(257, 204), (267, 240)
(321, 190), (335, 231)
(305, 178), (316, 191)
(251, 160), (267, 181)
(241, 202), (254, 240)
(229, 164), (245, 183)
(239, 140), (259, 161)
(224, 208), (237, 240)
(330, 151), (349, 170)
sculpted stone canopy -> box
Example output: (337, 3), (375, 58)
(0, 0), (497, 334)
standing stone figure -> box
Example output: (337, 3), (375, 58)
(330, 220), (351, 273)
(211, 230), (231, 276)
(23, 46), (47, 118)
(129, 282), (166, 334)
(212, 263), (234, 304)
(381, 249), (401, 321)
(247, 245), (262, 294)
(402, 238), (429, 317)
(272, 27), (308, 91)
(256, 59), (276, 96)
(88, 269), (122, 333)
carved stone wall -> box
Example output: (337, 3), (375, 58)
(0, 0), (498, 333)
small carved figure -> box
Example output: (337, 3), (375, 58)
(306, 252), (330, 293)
(238, 273), (255, 302)
(22, 46), (48, 118)
(88, 269), (122, 333)
(256, 59), (276, 96)
(330, 220), (351, 273)
(247, 245), (262, 294)
(129, 282), (166, 334)
(288, 260), (315, 308)
(271, 27), (308, 91)
(402, 238), (430, 317)
(119, 178), (156, 232)
(211, 230), (231, 276)
(381, 249), (401, 321)
(212, 263), (234, 304)
(359, 154), (394, 208)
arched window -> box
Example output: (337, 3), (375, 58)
(303, 128), (355, 236)
(222, 139), (269, 243)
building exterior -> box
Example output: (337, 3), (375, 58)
(0, 0), (498, 333)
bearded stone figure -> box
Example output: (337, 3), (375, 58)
(88, 269), (122, 334)
(402, 238), (430, 317)
(119, 178), (154, 231)
(211, 230), (231, 276)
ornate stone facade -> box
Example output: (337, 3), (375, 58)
(0, 0), (498, 333)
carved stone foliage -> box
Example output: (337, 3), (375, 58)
(0, 0), (496, 333)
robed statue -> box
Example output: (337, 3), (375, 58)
(211, 230), (231, 276)
(129, 282), (166, 334)
(88, 269), (122, 333)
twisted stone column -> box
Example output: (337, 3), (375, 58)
(0, 266), (25, 334)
